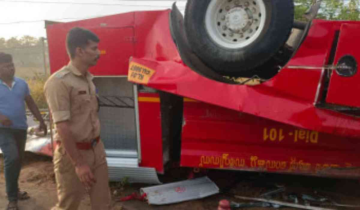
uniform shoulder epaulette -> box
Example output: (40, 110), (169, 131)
(54, 67), (71, 79)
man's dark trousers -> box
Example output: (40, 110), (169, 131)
(0, 128), (27, 202)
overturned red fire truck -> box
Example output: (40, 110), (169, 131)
(46, 0), (360, 183)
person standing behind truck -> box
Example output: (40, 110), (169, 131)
(0, 52), (47, 210)
(44, 27), (111, 210)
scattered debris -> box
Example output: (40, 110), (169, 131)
(218, 199), (276, 210)
(260, 187), (285, 198)
(231, 182), (360, 210)
(141, 177), (219, 205)
(0, 134), (52, 156)
(120, 192), (147, 202)
(235, 195), (335, 210)
(302, 194), (329, 203)
(288, 193), (299, 204)
(329, 202), (360, 208)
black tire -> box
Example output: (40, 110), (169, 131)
(185, 0), (294, 76)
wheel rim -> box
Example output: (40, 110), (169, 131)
(205, 0), (267, 49)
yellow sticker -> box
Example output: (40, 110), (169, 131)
(100, 50), (106, 55)
(128, 62), (156, 84)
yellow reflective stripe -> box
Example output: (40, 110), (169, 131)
(138, 97), (198, 103)
(184, 98), (197, 102)
(138, 97), (160, 102)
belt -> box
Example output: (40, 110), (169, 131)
(55, 136), (100, 150)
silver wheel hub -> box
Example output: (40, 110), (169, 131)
(226, 7), (249, 31)
(205, 0), (266, 49)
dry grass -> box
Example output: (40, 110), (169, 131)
(26, 73), (49, 109)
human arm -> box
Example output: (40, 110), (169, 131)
(25, 95), (47, 135)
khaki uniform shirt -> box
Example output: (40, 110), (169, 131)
(44, 63), (100, 143)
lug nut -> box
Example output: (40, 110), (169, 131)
(245, 2), (249, 7)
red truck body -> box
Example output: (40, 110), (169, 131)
(46, 9), (360, 181)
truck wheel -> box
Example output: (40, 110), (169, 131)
(185, 0), (294, 76)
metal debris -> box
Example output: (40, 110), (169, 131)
(302, 194), (329, 203)
(141, 177), (219, 205)
(288, 193), (299, 204)
(260, 187), (285, 198)
(235, 195), (336, 210)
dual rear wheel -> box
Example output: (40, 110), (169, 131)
(185, 0), (295, 77)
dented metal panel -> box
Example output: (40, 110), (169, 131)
(141, 177), (219, 205)
(107, 157), (161, 184)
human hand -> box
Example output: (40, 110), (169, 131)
(75, 163), (96, 191)
(38, 121), (47, 136)
(0, 115), (12, 126)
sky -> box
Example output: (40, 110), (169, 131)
(0, 0), (187, 39)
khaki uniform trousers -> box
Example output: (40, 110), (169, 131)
(52, 141), (111, 210)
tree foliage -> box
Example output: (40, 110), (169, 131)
(0, 36), (43, 49)
(295, 0), (360, 21)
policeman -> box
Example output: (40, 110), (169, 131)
(44, 27), (111, 210)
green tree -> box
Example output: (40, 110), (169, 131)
(295, 0), (360, 21)
(295, 0), (313, 21)
(337, 0), (360, 20)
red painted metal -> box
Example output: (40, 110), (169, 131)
(263, 21), (341, 102)
(287, 20), (341, 67)
(326, 23), (360, 107)
(130, 56), (360, 139)
(46, 10), (179, 76)
(132, 11), (181, 63)
(137, 93), (163, 173)
(181, 101), (360, 178)
(46, 12), (136, 75)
